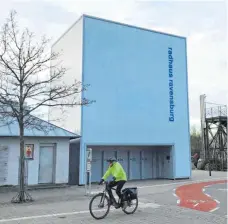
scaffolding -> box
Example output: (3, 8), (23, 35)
(204, 104), (227, 172)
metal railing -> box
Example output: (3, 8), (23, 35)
(205, 105), (227, 118)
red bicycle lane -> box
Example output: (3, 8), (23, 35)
(175, 180), (228, 212)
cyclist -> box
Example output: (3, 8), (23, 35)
(99, 157), (127, 209)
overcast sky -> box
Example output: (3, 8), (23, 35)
(0, 0), (227, 130)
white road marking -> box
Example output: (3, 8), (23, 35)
(0, 201), (161, 223)
(0, 211), (89, 223)
(205, 193), (211, 197)
(187, 199), (206, 203)
(210, 207), (220, 212)
(136, 177), (226, 189)
(193, 203), (199, 207)
(202, 188), (221, 206)
(90, 191), (100, 195)
(172, 188), (177, 198)
(218, 188), (228, 191)
(138, 202), (161, 209)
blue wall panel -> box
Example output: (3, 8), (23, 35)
(163, 148), (173, 178)
(142, 149), (153, 179)
(156, 152), (161, 178)
(79, 15), (190, 184)
(152, 151), (157, 179)
(129, 150), (141, 180)
(91, 149), (102, 182)
(117, 149), (129, 179)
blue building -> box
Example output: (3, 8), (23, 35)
(52, 15), (191, 185)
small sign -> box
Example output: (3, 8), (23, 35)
(24, 144), (34, 160)
(87, 162), (91, 172)
(86, 148), (92, 172)
(86, 148), (92, 162)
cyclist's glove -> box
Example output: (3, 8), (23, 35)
(112, 176), (116, 181)
(99, 179), (104, 185)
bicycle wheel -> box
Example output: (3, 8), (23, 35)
(122, 197), (138, 215)
(89, 193), (111, 220)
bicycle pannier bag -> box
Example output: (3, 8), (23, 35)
(122, 187), (138, 200)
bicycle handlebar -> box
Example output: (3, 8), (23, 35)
(100, 181), (117, 190)
(99, 180), (109, 185)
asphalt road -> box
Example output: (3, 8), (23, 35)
(0, 171), (227, 224)
(204, 182), (227, 216)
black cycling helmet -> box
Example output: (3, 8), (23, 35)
(107, 157), (117, 163)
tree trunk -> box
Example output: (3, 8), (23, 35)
(18, 75), (25, 202)
(11, 118), (33, 203)
(19, 121), (25, 202)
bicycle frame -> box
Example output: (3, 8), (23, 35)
(99, 181), (117, 206)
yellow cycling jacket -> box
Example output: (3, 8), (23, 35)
(102, 162), (127, 181)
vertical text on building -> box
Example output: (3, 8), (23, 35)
(168, 47), (175, 122)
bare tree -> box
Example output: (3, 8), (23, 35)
(190, 126), (202, 155)
(0, 11), (94, 203)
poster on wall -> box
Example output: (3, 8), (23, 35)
(24, 144), (34, 160)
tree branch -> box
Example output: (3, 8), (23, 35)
(0, 10), (95, 134)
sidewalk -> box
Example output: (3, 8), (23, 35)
(0, 185), (87, 205)
(0, 170), (227, 205)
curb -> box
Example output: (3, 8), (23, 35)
(0, 184), (70, 193)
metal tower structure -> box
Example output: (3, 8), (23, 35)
(200, 95), (227, 173)
(204, 103), (227, 172)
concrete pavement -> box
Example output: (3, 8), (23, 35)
(0, 170), (227, 224)
(0, 205), (227, 224)
(0, 170), (226, 204)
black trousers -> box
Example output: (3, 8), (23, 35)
(107, 180), (126, 202)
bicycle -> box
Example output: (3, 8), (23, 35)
(89, 181), (138, 220)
